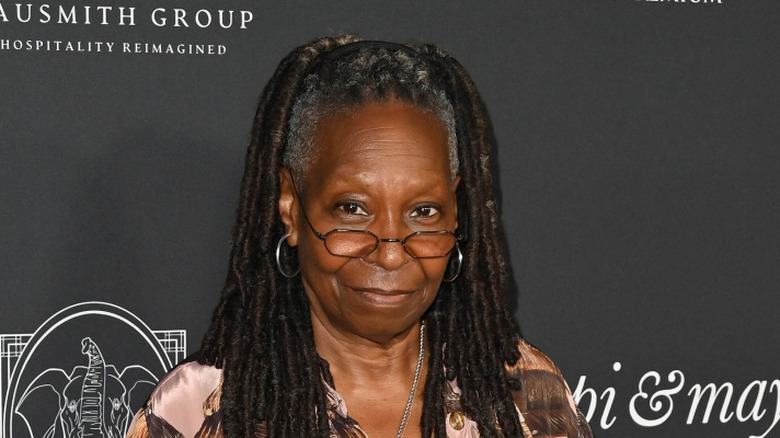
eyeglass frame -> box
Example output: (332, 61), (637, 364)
(290, 177), (461, 259)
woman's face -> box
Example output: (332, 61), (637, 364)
(279, 100), (459, 343)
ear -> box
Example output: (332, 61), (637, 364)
(278, 167), (299, 246)
(451, 175), (461, 230)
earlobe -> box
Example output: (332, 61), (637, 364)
(278, 167), (299, 246)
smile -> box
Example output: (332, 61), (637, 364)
(352, 287), (416, 306)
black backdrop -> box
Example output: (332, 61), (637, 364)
(2, 1), (779, 437)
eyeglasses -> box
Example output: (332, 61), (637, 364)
(292, 181), (459, 259)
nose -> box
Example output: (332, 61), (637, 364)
(361, 211), (413, 269)
(362, 236), (411, 270)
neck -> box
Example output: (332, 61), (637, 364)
(311, 313), (426, 387)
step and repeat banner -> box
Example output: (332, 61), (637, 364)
(2, 1), (777, 437)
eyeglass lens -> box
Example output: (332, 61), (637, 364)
(324, 230), (455, 258)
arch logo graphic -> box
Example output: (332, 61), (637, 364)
(1, 302), (185, 438)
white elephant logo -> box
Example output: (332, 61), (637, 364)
(16, 337), (157, 438)
(1, 302), (184, 438)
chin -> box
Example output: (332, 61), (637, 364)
(342, 292), (432, 340)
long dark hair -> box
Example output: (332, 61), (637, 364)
(198, 35), (538, 437)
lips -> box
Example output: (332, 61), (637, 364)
(351, 287), (416, 306)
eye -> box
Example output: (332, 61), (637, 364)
(336, 201), (368, 217)
(410, 204), (440, 219)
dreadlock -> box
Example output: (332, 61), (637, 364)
(198, 35), (559, 437)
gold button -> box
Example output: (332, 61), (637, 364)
(449, 411), (466, 430)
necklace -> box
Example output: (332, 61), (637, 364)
(396, 321), (425, 438)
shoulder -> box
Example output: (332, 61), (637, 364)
(126, 361), (223, 438)
(146, 360), (223, 419)
(513, 338), (565, 375)
(508, 339), (593, 438)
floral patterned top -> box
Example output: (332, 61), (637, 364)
(126, 339), (592, 438)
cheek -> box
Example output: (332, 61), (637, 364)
(418, 257), (450, 284)
(296, 233), (349, 277)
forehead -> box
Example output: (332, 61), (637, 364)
(302, 101), (451, 186)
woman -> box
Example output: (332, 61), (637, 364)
(127, 35), (592, 438)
